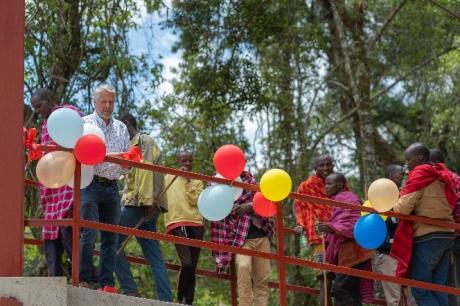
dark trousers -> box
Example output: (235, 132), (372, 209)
(333, 261), (366, 306)
(80, 180), (121, 287)
(449, 237), (460, 306)
(170, 226), (204, 305)
(44, 226), (72, 277)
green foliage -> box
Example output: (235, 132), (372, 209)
(24, 0), (460, 305)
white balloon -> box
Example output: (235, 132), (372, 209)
(83, 123), (105, 143)
(66, 165), (94, 189)
(213, 173), (243, 201)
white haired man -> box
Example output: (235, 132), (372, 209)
(79, 84), (130, 290)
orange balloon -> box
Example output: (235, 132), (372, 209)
(36, 151), (76, 188)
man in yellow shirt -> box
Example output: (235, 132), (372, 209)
(115, 113), (172, 301)
(164, 152), (204, 305)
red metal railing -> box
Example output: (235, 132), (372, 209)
(24, 146), (460, 305)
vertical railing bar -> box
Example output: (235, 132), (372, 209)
(71, 161), (81, 286)
(276, 203), (287, 306)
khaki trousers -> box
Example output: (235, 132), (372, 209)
(373, 253), (417, 306)
(236, 237), (271, 306)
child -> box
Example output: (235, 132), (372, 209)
(316, 172), (375, 306)
(164, 152), (204, 305)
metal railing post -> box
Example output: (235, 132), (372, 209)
(230, 260), (238, 306)
(71, 161), (81, 286)
(276, 203), (287, 306)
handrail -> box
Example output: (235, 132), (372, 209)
(25, 145), (460, 305)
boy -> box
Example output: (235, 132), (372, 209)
(164, 153), (204, 305)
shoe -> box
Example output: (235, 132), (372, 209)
(125, 292), (141, 297)
(99, 285), (118, 293)
(79, 281), (98, 290)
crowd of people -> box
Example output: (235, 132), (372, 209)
(30, 84), (460, 306)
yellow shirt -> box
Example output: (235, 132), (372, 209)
(163, 174), (204, 228)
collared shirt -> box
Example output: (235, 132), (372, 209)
(39, 104), (79, 240)
(82, 112), (130, 180)
(211, 171), (275, 272)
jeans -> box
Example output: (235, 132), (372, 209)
(115, 206), (172, 302)
(448, 236), (460, 306)
(410, 235), (455, 306)
(44, 226), (72, 277)
(79, 180), (121, 287)
(171, 226), (204, 305)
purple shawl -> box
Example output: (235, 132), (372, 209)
(325, 191), (375, 304)
(325, 191), (361, 265)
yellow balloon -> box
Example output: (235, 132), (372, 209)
(361, 200), (388, 221)
(368, 178), (399, 213)
(36, 151), (76, 188)
(260, 169), (292, 202)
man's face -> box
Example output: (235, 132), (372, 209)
(177, 154), (193, 171)
(315, 157), (334, 180)
(94, 91), (115, 120)
(31, 97), (54, 119)
(389, 169), (404, 188)
(325, 176), (342, 196)
(405, 150), (421, 171)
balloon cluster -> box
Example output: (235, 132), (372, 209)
(198, 144), (292, 221)
(353, 178), (399, 250)
(36, 108), (106, 189)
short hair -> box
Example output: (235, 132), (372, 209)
(385, 164), (403, 178)
(93, 84), (116, 102)
(429, 149), (445, 163)
(313, 154), (333, 168)
(407, 142), (430, 162)
(31, 88), (53, 102)
(120, 112), (137, 129)
(326, 172), (346, 186)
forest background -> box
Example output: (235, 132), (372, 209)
(23, 0), (460, 305)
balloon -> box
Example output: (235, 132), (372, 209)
(353, 214), (388, 250)
(83, 123), (105, 143)
(253, 192), (277, 217)
(368, 178), (399, 212)
(47, 108), (83, 148)
(198, 185), (234, 221)
(213, 144), (246, 179)
(66, 165), (94, 189)
(260, 169), (292, 202)
(36, 151), (76, 188)
(74, 135), (106, 165)
(213, 173), (243, 201)
(361, 200), (387, 221)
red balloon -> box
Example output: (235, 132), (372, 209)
(74, 134), (106, 165)
(213, 144), (245, 179)
(253, 192), (277, 217)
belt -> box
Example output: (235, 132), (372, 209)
(93, 175), (117, 185)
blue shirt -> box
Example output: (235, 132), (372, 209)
(83, 112), (130, 180)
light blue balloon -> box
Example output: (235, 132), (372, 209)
(47, 108), (84, 148)
(198, 185), (234, 221)
(353, 213), (388, 250)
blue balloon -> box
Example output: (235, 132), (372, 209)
(198, 185), (234, 221)
(353, 214), (388, 250)
(47, 108), (84, 148)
